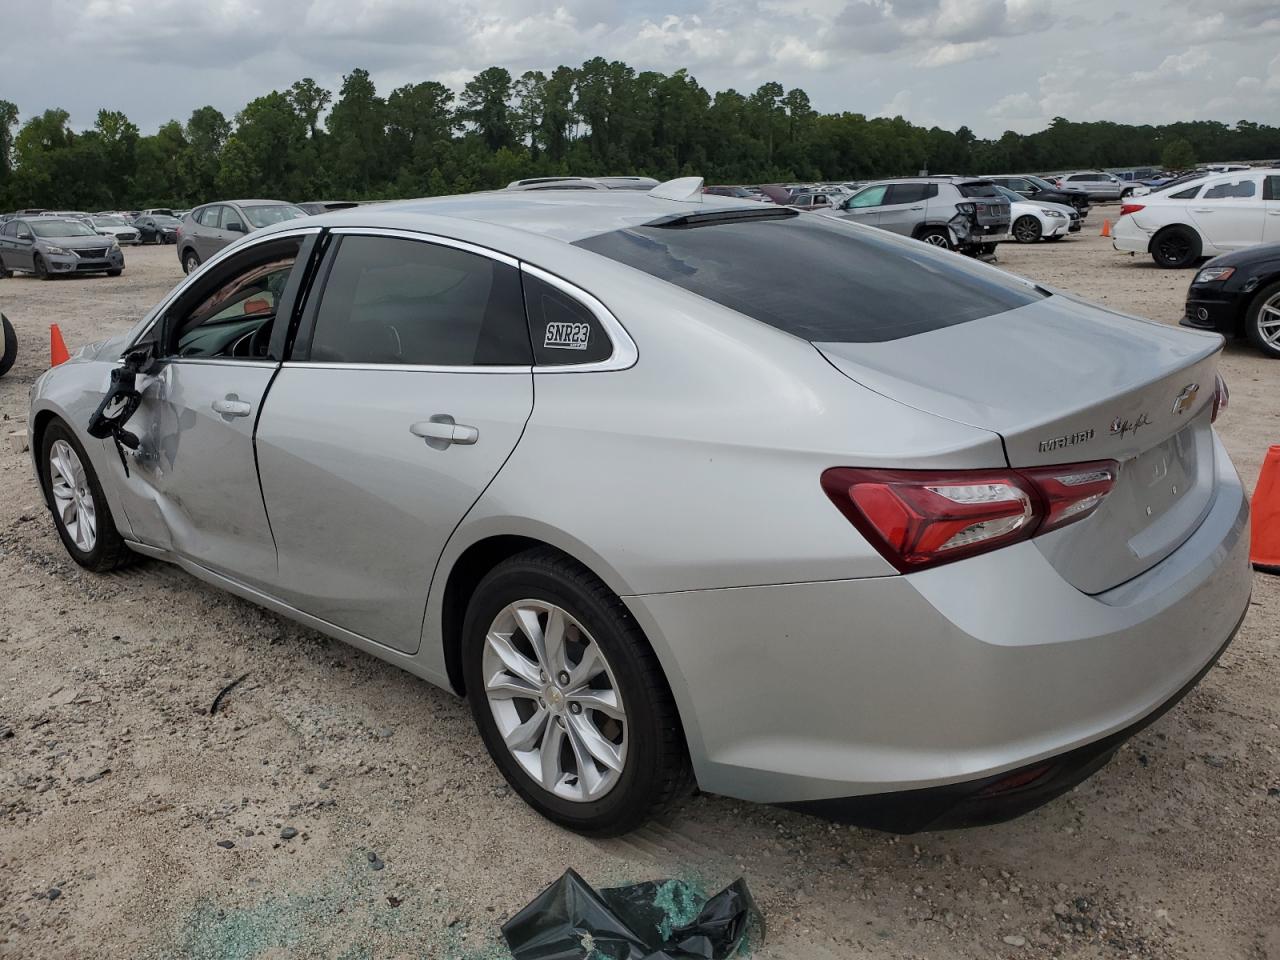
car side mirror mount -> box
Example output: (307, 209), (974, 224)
(17, 231), (31, 241)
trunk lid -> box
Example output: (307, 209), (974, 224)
(817, 294), (1223, 593)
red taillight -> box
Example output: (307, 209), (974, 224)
(1211, 373), (1228, 422)
(821, 460), (1118, 572)
(1120, 203), (1145, 216)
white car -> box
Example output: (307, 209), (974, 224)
(88, 215), (142, 245)
(993, 186), (1074, 243)
(1112, 168), (1280, 268)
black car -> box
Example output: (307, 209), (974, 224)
(133, 214), (181, 244)
(984, 175), (1092, 216)
(1183, 242), (1280, 359)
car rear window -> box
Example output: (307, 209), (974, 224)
(574, 213), (1043, 343)
(957, 182), (1000, 198)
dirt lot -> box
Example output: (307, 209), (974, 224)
(1, 219), (1278, 960)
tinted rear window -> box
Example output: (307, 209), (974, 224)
(885, 183), (937, 204)
(574, 214), (1043, 343)
(957, 182), (1000, 198)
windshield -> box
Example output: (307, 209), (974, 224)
(1026, 176), (1059, 191)
(575, 213), (1042, 343)
(30, 219), (99, 238)
(94, 216), (128, 227)
(242, 204), (307, 229)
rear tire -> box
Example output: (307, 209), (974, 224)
(39, 420), (135, 572)
(917, 227), (953, 250)
(1151, 225), (1201, 269)
(0, 314), (16, 377)
(1012, 215), (1043, 243)
(1244, 280), (1280, 359)
(462, 547), (691, 836)
(182, 249), (200, 275)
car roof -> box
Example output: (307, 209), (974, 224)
(291, 189), (765, 244)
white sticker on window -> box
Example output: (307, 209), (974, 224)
(544, 321), (591, 350)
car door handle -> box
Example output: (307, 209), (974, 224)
(1192, 208), (1214, 213)
(211, 397), (252, 418)
(909, 206), (924, 211)
(1268, 210), (1280, 216)
(410, 416), (479, 446)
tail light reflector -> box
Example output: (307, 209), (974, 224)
(822, 460), (1118, 572)
(1120, 203), (1145, 216)
(1211, 373), (1228, 422)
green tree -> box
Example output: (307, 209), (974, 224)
(460, 66), (516, 152)
(288, 78), (332, 139)
(326, 68), (388, 194)
(1161, 137), (1197, 171)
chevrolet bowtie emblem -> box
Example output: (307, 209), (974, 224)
(1171, 383), (1199, 415)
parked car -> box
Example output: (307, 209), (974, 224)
(29, 180), (1249, 835)
(1182, 242), (1280, 358)
(140, 208), (176, 218)
(785, 189), (835, 211)
(984, 175), (1092, 214)
(0, 216), (124, 279)
(992, 185), (1075, 242)
(177, 199), (307, 274)
(1056, 171), (1127, 201)
(1112, 169), (1280, 268)
(296, 201), (362, 215)
(828, 177), (1010, 254)
(88, 215), (141, 245)
(0, 313), (14, 377)
(134, 214), (181, 245)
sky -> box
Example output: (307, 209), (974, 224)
(2, 0), (1278, 139)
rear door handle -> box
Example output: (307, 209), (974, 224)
(1192, 208), (1214, 213)
(410, 415), (479, 448)
(211, 396), (252, 418)
(909, 206), (924, 211)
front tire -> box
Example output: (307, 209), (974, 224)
(1244, 280), (1280, 359)
(33, 254), (52, 280)
(39, 421), (135, 572)
(0, 314), (16, 377)
(1151, 225), (1202, 269)
(1012, 215), (1042, 244)
(106, 268), (122, 277)
(462, 548), (691, 836)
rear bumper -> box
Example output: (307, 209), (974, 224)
(782, 613), (1242, 832)
(626, 433), (1252, 815)
(1110, 215), (1151, 254)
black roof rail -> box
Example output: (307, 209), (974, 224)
(645, 207), (800, 229)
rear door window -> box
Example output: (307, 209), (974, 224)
(1265, 176), (1280, 201)
(304, 235), (531, 366)
(575, 213), (1042, 343)
(884, 183), (936, 204)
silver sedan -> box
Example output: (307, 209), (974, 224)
(27, 179), (1252, 835)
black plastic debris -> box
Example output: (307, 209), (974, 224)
(501, 868), (762, 960)
(209, 673), (249, 716)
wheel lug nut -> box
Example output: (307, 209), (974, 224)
(557, 671), (570, 685)
(569, 702), (582, 715)
(539, 671), (548, 683)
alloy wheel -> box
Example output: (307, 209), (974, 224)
(49, 439), (97, 552)
(922, 233), (950, 247)
(481, 599), (627, 803)
(1258, 295), (1280, 348)
(1157, 234), (1190, 263)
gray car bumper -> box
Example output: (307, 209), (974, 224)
(626, 433), (1252, 807)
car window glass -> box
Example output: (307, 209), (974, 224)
(848, 185), (888, 208)
(242, 204), (307, 229)
(170, 241), (302, 360)
(1169, 185), (1201, 199)
(885, 183), (931, 204)
(1, 222), (15, 237)
(199, 206), (223, 228)
(957, 182), (1000, 199)
(1202, 178), (1256, 199)
(1265, 176), (1280, 201)
(576, 214), (1043, 343)
(307, 236), (531, 366)
(1068, 174), (1092, 182)
(222, 207), (246, 231)
(524, 273), (613, 366)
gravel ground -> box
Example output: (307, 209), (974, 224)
(1, 218), (1278, 960)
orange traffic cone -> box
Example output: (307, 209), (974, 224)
(1100, 219), (1111, 238)
(1252, 445), (1280, 574)
(50, 324), (70, 366)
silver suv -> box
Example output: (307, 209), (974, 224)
(1055, 171), (1126, 200)
(828, 177), (1011, 253)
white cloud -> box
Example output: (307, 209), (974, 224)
(918, 39), (997, 67)
(1128, 48), (1210, 83)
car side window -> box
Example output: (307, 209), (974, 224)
(848, 185), (888, 208)
(1169, 185), (1201, 199)
(165, 238), (303, 360)
(1, 221), (15, 238)
(198, 206), (223, 228)
(1265, 176), (1280, 201)
(306, 235), (532, 366)
(1202, 178), (1257, 200)
(523, 272), (613, 366)
(885, 183), (936, 204)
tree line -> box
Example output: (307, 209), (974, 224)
(2, 61), (1279, 210)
